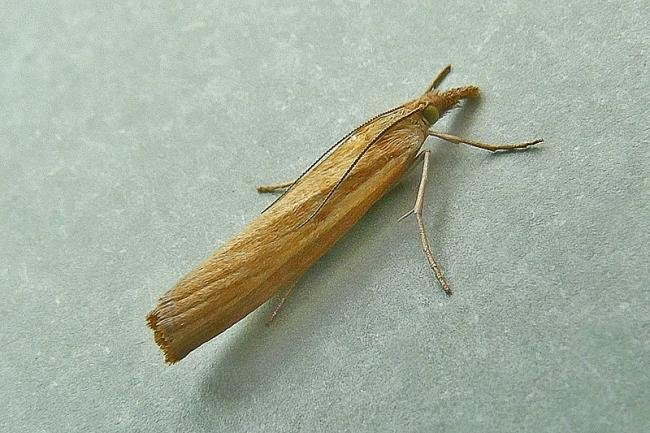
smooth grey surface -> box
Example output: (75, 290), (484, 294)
(1, 1), (648, 432)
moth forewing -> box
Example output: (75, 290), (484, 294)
(147, 102), (429, 363)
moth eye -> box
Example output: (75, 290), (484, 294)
(423, 105), (439, 124)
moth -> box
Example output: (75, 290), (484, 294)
(147, 65), (541, 363)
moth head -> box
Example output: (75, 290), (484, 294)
(421, 103), (440, 125)
(421, 86), (480, 122)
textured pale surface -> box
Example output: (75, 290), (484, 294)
(1, 1), (648, 432)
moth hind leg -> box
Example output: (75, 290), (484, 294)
(266, 283), (297, 325)
(256, 180), (295, 193)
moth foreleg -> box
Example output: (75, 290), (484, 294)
(428, 130), (542, 153)
(398, 150), (453, 296)
(256, 180), (295, 193)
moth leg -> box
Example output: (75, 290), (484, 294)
(428, 130), (542, 152)
(266, 283), (297, 325)
(398, 150), (452, 296)
(256, 180), (294, 193)
(426, 64), (452, 92)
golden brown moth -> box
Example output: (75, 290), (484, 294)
(147, 65), (542, 363)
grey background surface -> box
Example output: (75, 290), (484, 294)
(1, 1), (648, 432)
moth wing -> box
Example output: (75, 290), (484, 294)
(262, 104), (409, 213)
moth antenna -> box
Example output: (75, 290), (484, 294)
(297, 104), (426, 228)
(426, 64), (452, 92)
(261, 105), (405, 214)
